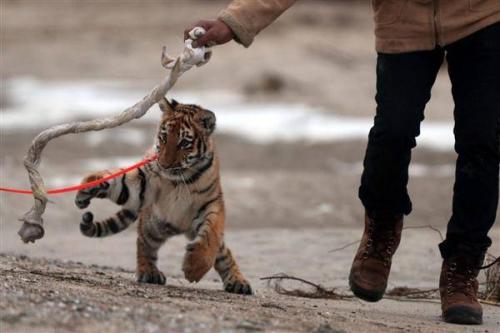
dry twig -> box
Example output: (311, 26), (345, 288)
(260, 273), (353, 300)
(481, 254), (499, 303)
(403, 225), (444, 241)
(386, 286), (438, 299)
(328, 224), (444, 254)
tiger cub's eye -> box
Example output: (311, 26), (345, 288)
(179, 138), (192, 149)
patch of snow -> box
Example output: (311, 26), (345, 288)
(1, 77), (455, 151)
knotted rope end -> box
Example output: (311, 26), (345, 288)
(18, 211), (45, 243)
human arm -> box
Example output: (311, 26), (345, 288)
(185, 0), (296, 48)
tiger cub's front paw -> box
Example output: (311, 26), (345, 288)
(182, 241), (216, 283)
(224, 278), (253, 295)
(74, 173), (111, 209)
(137, 266), (166, 285)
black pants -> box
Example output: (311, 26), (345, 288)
(359, 23), (500, 258)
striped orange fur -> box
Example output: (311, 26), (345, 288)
(75, 98), (252, 294)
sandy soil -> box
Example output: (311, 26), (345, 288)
(2, 234), (500, 333)
(1, 1), (499, 332)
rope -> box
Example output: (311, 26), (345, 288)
(15, 27), (212, 243)
(1, 154), (158, 195)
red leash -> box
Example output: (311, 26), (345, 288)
(0, 154), (158, 195)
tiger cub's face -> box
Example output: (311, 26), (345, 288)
(156, 98), (216, 179)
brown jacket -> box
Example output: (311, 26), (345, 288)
(218, 0), (500, 53)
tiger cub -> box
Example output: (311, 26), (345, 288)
(74, 98), (252, 295)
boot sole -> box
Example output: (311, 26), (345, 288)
(443, 305), (482, 325)
(349, 273), (385, 302)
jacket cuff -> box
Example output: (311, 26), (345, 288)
(218, 10), (254, 48)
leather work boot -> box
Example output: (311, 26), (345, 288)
(440, 254), (483, 325)
(349, 212), (403, 302)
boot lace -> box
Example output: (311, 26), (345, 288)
(362, 218), (397, 267)
(445, 260), (477, 298)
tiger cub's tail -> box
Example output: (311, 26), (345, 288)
(80, 209), (137, 237)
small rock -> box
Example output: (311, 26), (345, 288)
(236, 320), (264, 332)
(314, 323), (345, 333)
(1, 311), (26, 323)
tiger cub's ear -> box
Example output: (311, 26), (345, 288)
(158, 98), (179, 113)
(199, 109), (216, 135)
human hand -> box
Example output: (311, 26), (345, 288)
(184, 19), (235, 48)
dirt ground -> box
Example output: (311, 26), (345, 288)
(1, 1), (499, 332)
(2, 252), (499, 333)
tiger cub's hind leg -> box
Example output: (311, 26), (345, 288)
(214, 242), (253, 295)
(136, 213), (168, 285)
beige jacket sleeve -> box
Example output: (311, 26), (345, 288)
(218, 0), (296, 47)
